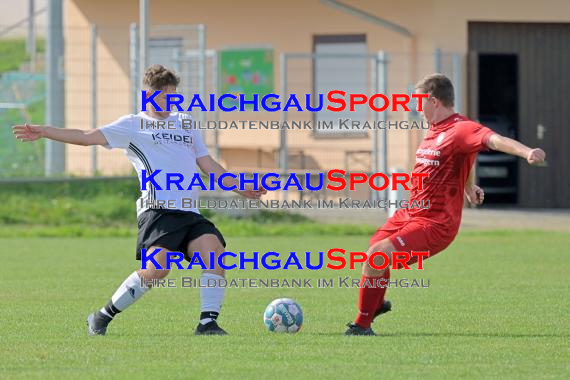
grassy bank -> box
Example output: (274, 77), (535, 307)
(0, 178), (375, 237)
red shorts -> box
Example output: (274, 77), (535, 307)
(369, 212), (457, 269)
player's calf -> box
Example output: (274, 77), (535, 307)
(349, 239), (395, 333)
(188, 234), (229, 335)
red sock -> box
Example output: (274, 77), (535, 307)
(354, 269), (390, 328)
(377, 268), (390, 306)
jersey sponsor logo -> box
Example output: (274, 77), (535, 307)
(415, 157), (440, 166)
(151, 132), (193, 146)
(416, 148), (441, 157)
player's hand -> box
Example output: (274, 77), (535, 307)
(526, 148), (546, 166)
(465, 184), (484, 205)
(12, 123), (45, 142)
(238, 183), (268, 199)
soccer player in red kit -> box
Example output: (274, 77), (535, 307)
(345, 74), (546, 335)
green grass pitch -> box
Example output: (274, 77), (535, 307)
(0, 231), (568, 379)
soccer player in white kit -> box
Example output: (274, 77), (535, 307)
(13, 65), (266, 335)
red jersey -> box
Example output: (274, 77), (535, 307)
(395, 113), (495, 237)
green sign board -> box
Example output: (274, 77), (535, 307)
(219, 48), (274, 109)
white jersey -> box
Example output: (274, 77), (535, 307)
(100, 111), (209, 216)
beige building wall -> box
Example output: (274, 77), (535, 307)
(64, 0), (570, 176)
(0, 0), (47, 37)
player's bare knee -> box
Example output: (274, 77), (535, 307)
(369, 239), (393, 255)
(138, 267), (170, 281)
(362, 240), (393, 276)
(138, 246), (172, 280)
(362, 260), (389, 276)
(203, 244), (226, 276)
(152, 268), (171, 280)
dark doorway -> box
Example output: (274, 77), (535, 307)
(468, 22), (570, 208)
(476, 54), (518, 204)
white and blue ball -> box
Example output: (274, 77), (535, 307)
(263, 298), (303, 333)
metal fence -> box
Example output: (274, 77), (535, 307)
(274, 50), (461, 201)
(0, 21), (462, 195)
(0, 23), (210, 179)
(0, 22), (46, 179)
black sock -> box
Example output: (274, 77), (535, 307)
(103, 300), (122, 317)
(95, 309), (114, 325)
(199, 311), (219, 325)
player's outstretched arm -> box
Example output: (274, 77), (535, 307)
(196, 155), (267, 199)
(486, 134), (546, 166)
(12, 123), (108, 146)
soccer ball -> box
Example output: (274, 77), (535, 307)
(263, 298), (303, 333)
